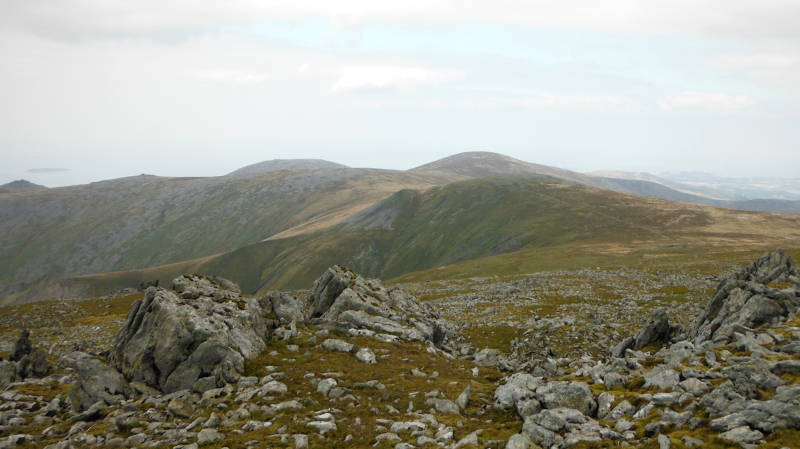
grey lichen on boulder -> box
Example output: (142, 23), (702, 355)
(692, 249), (799, 345)
(109, 275), (270, 393)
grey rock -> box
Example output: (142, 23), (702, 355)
(522, 420), (563, 449)
(693, 250), (797, 344)
(606, 400), (635, 420)
(535, 382), (597, 417)
(772, 360), (800, 375)
(306, 266), (445, 343)
(426, 398), (460, 415)
(604, 372), (628, 389)
(643, 369), (680, 389)
(110, 278), (268, 393)
(456, 385), (471, 411)
(322, 339), (354, 353)
(719, 426), (763, 444)
(680, 377), (711, 397)
(167, 397), (196, 419)
(317, 378), (337, 396)
(473, 348), (501, 367)
(682, 436), (704, 447)
(505, 433), (536, 449)
(658, 434), (671, 449)
(67, 352), (132, 411)
(494, 373), (543, 410)
(197, 428), (223, 444)
(355, 347), (376, 363)
(294, 434), (309, 449)
(9, 330), (32, 362)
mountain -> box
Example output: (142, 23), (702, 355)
(591, 176), (800, 215)
(0, 179), (47, 195)
(227, 159), (348, 176)
(3, 152), (800, 303)
(586, 170), (744, 201)
(0, 168), (447, 298)
(410, 152), (623, 191)
(6, 174), (798, 306)
(659, 171), (800, 201)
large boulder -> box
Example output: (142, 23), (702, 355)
(66, 352), (132, 411)
(611, 308), (682, 357)
(535, 381), (597, 417)
(693, 250), (799, 345)
(9, 330), (32, 362)
(263, 265), (449, 344)
(109, 276), (270, 393)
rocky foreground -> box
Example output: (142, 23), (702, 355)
(0, 252), (797, 449)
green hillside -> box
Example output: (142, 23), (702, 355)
(10, 175), (797, 306)
(0, 169), (444, 297)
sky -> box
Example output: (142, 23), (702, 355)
(1, 1), (799, 187)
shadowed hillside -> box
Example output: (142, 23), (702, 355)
(8, 175), (797, 306)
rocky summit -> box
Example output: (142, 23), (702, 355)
(0, 252), (798, 449)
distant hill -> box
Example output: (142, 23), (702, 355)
(227, 159), (348, 176)
(6, 175), (799, 306)
(0, 168), (446, 298)
(3, 152), (800, 304)
(586, 170), (744, 201)
(659, 172), (800, 201)
(594, 177), (800, 215)
(0, 180), (47, 195)
(410, 152), (623, 191)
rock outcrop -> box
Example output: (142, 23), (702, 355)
(109, 276), (270, 394)
(0, 330), (49, 386)
(692, 249), (799, 345)
(263, 265), (448, 344)
(65, 352), (133, 412)
(611, 308), (683, 357)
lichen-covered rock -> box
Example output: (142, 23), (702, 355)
(306, 265), (449, 343)
(535, 382), (597, 417)
(494, 373), (543, 411)
(66, 352), (132, 411)
(109, 277), (270, 393)
(9, 330), (32, 362)
(611, 308), (682, 357)
(693, 250), (799, 344)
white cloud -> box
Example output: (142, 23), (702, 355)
(197, 69), (267, 86)
(714, 53), (800, 87)
(491, 94), (621, 110)
(658, 92), (757, 110)
(329, 66), (464, 92)
(5, 0), (800, 43)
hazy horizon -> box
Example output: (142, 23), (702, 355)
(3, 1), (799, 187)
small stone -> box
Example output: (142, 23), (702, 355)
(322, 339), (354, 353)
(197, 428), (223, 444)
(356, 348), (377, 364)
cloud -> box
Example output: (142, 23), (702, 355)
(657, 92), (757, 110)
(5, 0), (800, 43)
(490, 94), (622, 110)
(26, 168), (70, 173)
(714, 53), (800, 88)
(197, 69), (267, 86)
(329, 66), (464, 92)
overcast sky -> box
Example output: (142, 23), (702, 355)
(2, 1), (799, 187)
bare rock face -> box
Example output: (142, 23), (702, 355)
(65, 352), (132, 411)
(304, 265), (447, 343)
(9, 329), (32, 362)
(692, 250), (800, 345)
(611, 308), (682, 357)
(109, 276), (270, 394)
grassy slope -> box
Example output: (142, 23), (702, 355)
(0, 169), (444, 297)
(8, 175), (798, 305)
